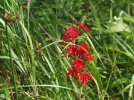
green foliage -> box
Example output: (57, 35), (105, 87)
(0, 0), (134, 99)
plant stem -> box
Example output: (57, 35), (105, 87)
(5, 13), (19, 100)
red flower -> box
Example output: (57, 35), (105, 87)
(65, 44), (80, 56)
(62, 22), (90, 43)
(71, 60), (85, 72)
(79, 72), (93, 85)
(79, 43), (89, 53)
(66, 44), (74, 55)
(82, 53), (94, 61)
(66, 68), (79, 79)
(63, 21), (94, 86)
(78, 43), (94, 61)
(66, 43), (94, 61)
(79, 22), (90, 33)
(62, 22), (79, 42)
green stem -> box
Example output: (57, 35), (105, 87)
(89, 0), (102, 34)
(129, 74), (134, 100)
(5, 14), (19, 100)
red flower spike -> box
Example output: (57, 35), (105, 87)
(71, 60), (85, 72)
(79, 22), (90, 33)
(66, 68), (79, 79)
(79, 72), (93, 85)
(63, 21), (94, 86)
(82, 53), (94, 61)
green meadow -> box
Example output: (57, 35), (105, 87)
(0, 0), (134, 99)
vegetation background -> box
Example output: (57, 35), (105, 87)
(0, 0), (134, 99)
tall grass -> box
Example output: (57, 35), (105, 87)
(0, 0), (134, 99)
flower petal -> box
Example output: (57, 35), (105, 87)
(62, 26), (79, 42)
(82, 53), (94, 61)
(65, 45), (73, 55)
(71, 60), (85, 71)
(66, 70), (72, 76)
(87, 73), (93, 81)
(66, 68), (79, 79)
(80, 73), (87, 85)
(80, 22), (90, 33)
(79, 43), (89, 53)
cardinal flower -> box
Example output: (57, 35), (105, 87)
(66, 68), (79, 79)
(79, 22), (90, 33)
(79, 72), (93, 85)
(71, 60), (85, 72)
(65, 44), (80, 56)
(78, 43), (94, 61)
(79, 43), (89, 53)
(82, 53), (94, 61)
(62, 22), (79, 42)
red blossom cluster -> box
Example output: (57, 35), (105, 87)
(61, 21), (94, 85)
